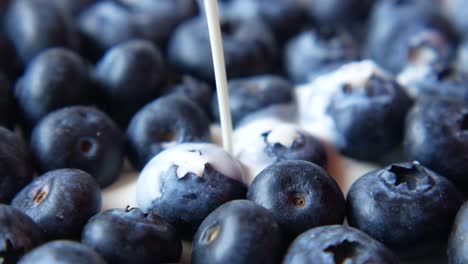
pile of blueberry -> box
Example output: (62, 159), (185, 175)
(0, 0), (467, 263)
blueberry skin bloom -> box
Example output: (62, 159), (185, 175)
(127, 94), (211, 170)
(12, 169), (101, 240)
(247, 160), (345, 242)
(81, 207), (181, 264)
(4, 0), (79, 65)
(192, 200), (283, 264)
(212, 75), (295, 126)
(95, 39), (165, 126)
(18, 240), (105, 264)
(0, 127), (34, 203)
(327, 66), (412, 160)
(136, 143), (247, 238)
(347, 161), (464, 258)
(0, 204), (44, 264)
(283, 225), (399, 264)
(15, 48), (97, 128)
(168, 16), (277, 82)
(404, 97), (468, 195)
(448, 201), (468, 264)
(31, 106), (125, 187)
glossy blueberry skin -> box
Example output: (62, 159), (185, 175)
(327, 74), (413, 161)
(4, 0), (79, 65)
(212, 75), (294, 126)
(0, 204), (44, 264)
(166, 75), (213, 117)
(247, 160), (345, 242)
(448, 201), (468, 264)
(11, 169), (101, 240)
(95, 40), (165, 126)
(347, 162), (464, 258)
(304, 0), (373, 26)
(366, 0), (455, 74)
(14, 48), (97, 128)
(404, 98), (468, 194)
(82, 208), (182, 264)
(168, 16), (278, 83)
(0, 75), (15, 128)
(18, 240), (105, 264)
(0, 128), (34, 204)
(283, 225), (400, 264)
(192, 200), (282, 264)
(284, 28), (359, 84)
(126, 95), (211, 170)
(31, 106), (125, 187)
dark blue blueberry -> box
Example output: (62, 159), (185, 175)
(81, 207), (182, 264)
(247, 160), (345, 242)
(14, 48), (97, 128)
(126, 95), (211, 170)
(168, 16), (278, 82)
(0, 127), (34, 204)
(192, 200), (282, 264)
(48, 0), (97, 16)
(366, 0), (456, 74)
(30, 106), (125, 187)
(327, 70), (413, 161)
(448, 201), (468, 264)
(4, 0), (79, 65)
(0, 74), (15, 128)
(136, 143), (247, 238)
(456, 40), (468, 73)
(347, 161), (464, 259)
(283, 225), (399, 264)
(404, 97), (468, 195)
(18, 240), (105, 264)
(304, 0), (373, 26)
(284, 27), (359, 83)
(165, 75), (214, 118)
(212, 75), (294, 126)
(11, 169), (102, 240)
(443, 0), (468, 38)
(0, 29), (21, 81)
(0, 204), (44, 264)
(94, 40), (165, 126)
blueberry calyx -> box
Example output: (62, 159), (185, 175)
(32, 184), (50, 206)
(262, 129), (305, 160)
(288, 193), (307, 208)
(340, 74), (391, 97)
(324, 240), (365, 263)
(77, 137), (97, 157)
(201, 224), (221, 245)
(382, 161), (435, 192)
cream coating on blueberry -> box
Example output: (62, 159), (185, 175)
(136, 143), (246, 211)
(265, 124), (301, 148)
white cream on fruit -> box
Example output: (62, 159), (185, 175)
(136, 143), (246, 211)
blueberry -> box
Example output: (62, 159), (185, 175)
(136, 143), (247, 238)
(14, 48), (97, 128)
(82, 207), (181, 264)
(192, 200), (282, 264)
(326, 62), (413, 160)
(0, 127), (34, 204)
(234, 119), (328, 183)
(18, 240), (105, 264)
(448, 201), (468, 264)
(347, 161), (464, 258)
(77, 1), (138, 60)
(4, 0), (79, 64)
(11, 169), (101, 240)
(165, 75), (214, 118)
(284, 27), (359, 83)
(443, 0), (468, 38)
(404, 97), (468, 195)
(283, 225), (399, 264)
(212, 75), (295, 126)
(168, 16), (278, 82)
(47, 0), (97, 16)
(205, 0), (307, 42)
(126, 95), (211, 170)
(247, 160), (345, 242)
(94, 39), (165, 126)
(304, 0), (373, 26)
(0, 74), (15, 128)
(31, 106), (125, 187)
(456, 39), (468, 72)
(0, 204), (44, 263)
